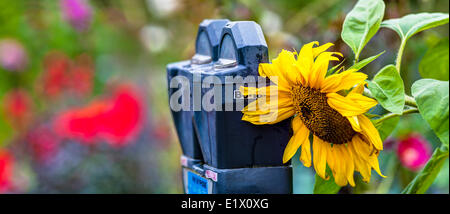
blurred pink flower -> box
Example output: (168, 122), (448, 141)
(26, 125), (61, 163)
(0, 39), (28, 72)
(60, 0), (93, 32)
(53, 84), (144, 147)
(396, 133), (432, 171)
(0, 149), (13, 194)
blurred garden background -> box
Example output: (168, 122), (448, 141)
(0, 0), (448, 194)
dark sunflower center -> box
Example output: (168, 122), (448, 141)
(291, 85), (356, 144)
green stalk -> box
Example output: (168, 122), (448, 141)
(396, 40), (406, 73)
(405, 95), (417, 108)
(374, 108), (419, 125)
(354, 52), (360, 64)
(402, 145), (449, 194)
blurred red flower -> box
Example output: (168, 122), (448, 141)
(41, 52), (94, 99)
(0, 149), (13, 193)
(396, 133), (432, 171)
(68, 54), (94, 97)
(98, 85), (144, 147)
(42, 52), (71, 98)
(2, 89), (33, 128)
(53, 84), (144, 147)
(26, 124), (61, 163)
(54, 100), (110, 144)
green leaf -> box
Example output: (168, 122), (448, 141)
(402, 146), (449, 194)
(419, 38), (449, 81)
(341, 0), (385, 61)
(412, 79), (449, 146)
(381, 13), (449, 42)
(348, 51), (384, 71)
(367, 65), (405, 114)
(373, 115), (400, 141)
(313, 168), (341, 194)
(0, 117), (13, 147)
(326, 59), (346, 77)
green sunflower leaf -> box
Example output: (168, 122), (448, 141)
(381, 13), (449, 43)
(411, 79), (449, 146)
(313, 168), (341, 194)
(373, 115), (400, 141)
(341, 0), (385, 62)
(419, 38), (449, 81)
(402, 146), (449, 194)
(367, 65), (405, 115)
(348, 51), (384, 71)
(326, 59), (346, 76)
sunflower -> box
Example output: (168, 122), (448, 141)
(240, 41), (385, 186)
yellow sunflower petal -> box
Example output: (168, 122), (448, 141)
(351, 135), (386, 178)
(347, 116), (362, 132)
(239, 85), (290, 97)
(350, 136), (369, 159)
(346, 93), (378, 111)
(310, 52), (341, 89)
(299, 133), (312, 167)
(349, 137), (372, 182)
(321, 69), (366, 93)
(242, 95), (293, 115)
(368, 152), (386, 178)
(241, 85), (293, 115)
(258, 63), (290, 90)
(272, 50), (299, 85)
(358, 115), (383, 150)
(312, 43), (334, 58)
(298, 41), (318, 68)
(327, 93), (369, 116)
(319, 71), (345, 93)
(283, 117), (309, 163)
(350, 83), (366, 94)
(332, 71), (367, 92)
(313, 135), (329, 180)
(242, 106), (295, 125)
(330, 145), (350, 186)
(326, 144), (336, 174)
(296, 41), (319, 87)
(292, 62), (307, 86)
(340, 145), (356, 187)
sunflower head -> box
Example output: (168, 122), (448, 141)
(241, 41), (385, 186)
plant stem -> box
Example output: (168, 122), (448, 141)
(354, 53), (359, 64)
(374, 108), (419, 125)
(402, 145), (449, 194)
(396, 40), (406, 73)
(405, 95), (417, 107)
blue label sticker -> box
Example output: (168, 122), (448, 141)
(187, 171), (208, 194)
